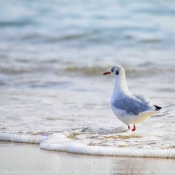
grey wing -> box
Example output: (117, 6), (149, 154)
(112, 94), (152, 115)
(133, 94), (150, 105)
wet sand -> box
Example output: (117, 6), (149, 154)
(0, 141), (175, 175)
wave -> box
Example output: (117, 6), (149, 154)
(0, 63), (174, 78)
(0, 132), (46, 144)
(0, 19), (32, 28)
(24, 32), (164, 45)
(0, 132), (175, 158)
(61, 64), (175, 78)
(39, 133), (175, 158)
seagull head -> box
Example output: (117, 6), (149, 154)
(103, 65), (129, 92)
(103, 65), (124, 78)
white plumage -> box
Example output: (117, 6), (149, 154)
(103, 65), (161, 131)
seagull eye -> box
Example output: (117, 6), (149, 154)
(111, 69), (113, 72)
(116, 71), (119, 75)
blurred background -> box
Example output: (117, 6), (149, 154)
(0, 0), (175, 134)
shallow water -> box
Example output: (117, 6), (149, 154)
(0, 0), (175, 157)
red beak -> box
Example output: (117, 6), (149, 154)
(103, 71), (111, 75)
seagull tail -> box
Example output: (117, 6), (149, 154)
(154, 105), (162, 111)
(138, 110), (159, 123)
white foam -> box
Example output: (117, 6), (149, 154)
(1, 132), (175, 158)
(39, 133), (175, 158)
(0, 132), (46, 144)
(67, 144), (175, 158)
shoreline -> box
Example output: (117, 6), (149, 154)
(1, 141), (175, 175)
(1, 132), (175, 158)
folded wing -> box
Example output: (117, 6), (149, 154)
(112, 94), (152, 115)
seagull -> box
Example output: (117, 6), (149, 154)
(103, 65), (161, 131)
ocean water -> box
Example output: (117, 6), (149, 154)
(0, 0), (175, 157)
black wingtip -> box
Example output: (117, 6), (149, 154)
(154, 105), (162, 111)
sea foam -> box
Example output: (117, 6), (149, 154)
(1, 132), (175, 158)
(0, 132), (46, 144)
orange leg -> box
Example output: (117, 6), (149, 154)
(132, 124), (136, 131)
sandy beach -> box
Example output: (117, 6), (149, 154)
(1, 141), (175, 175)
